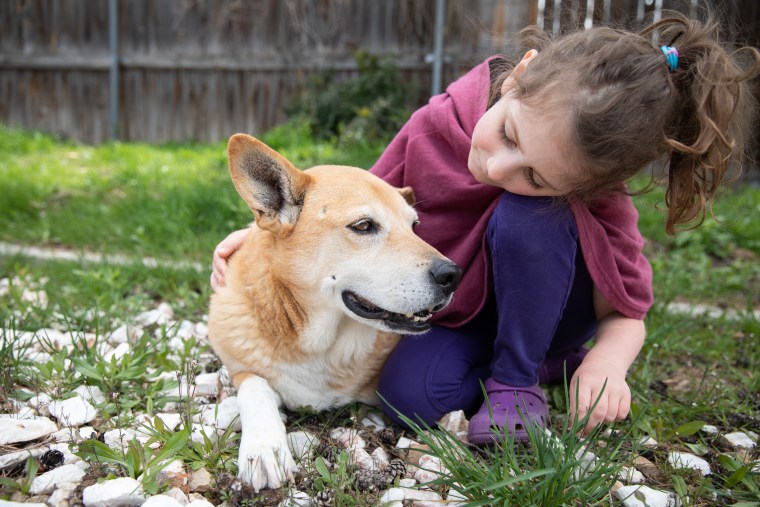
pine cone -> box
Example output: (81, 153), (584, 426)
(313, 488), (335, 507)
(386, 458), (407, 479)
(316, 438), (340, 464)
(354, 469), (379, 493)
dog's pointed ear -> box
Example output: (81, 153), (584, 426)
(227, 134), (311, 235)
(397, 186), (416, 205)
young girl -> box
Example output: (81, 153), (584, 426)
(211, 12), (760, 442)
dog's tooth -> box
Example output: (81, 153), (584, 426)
(405, 313), (413, 318)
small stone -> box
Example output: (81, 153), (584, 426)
(104, 428), (138, 450)
(104, 342), (131, 362)
(27, 393), (52, 415)
(371, 447), (390, 470)
(287, 430), (319, 462)
(330, 427), (365, 449)
(142, 495), (185, 507)
(437, 410), (469, 442)
(0, 448), (46, 470)
(190, 424), (219, 445)
(280, 490), (310, 507)
(30, 463), (86, 495)
(447, 483), (469, 503)
(0, 416), (58, 444)
(107, 324), (143, 345)
(82, 477), (146, 507)
(719, 431), (756, 449)
(193, 372), (219, 397)
(348, 444), (375, 470)
(48, 482), (79, 507)
(188, 467), (213, 492)
(618, 466), (645, 484)
(395, 436), (418, 450)
(155, 459), (187, 487)
(379, 487), (406, 504)
(638, 436), (659, 447)
(73, 385), (106, 405)
(360, 411), (387, 430)
(667, 451), (711, 476)
(186, 498), (215, 507)
(164, 487), (189, 505)
(614, 485), (680, 507)
(48, 396), (97, 427)
(196, 396), (240, 430)
(700, 424), (719, 435)
(79, 426), (97, 440)
(399, 478), (416, 487)
(402, 487), (443, 503)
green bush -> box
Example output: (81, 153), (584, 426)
(286, 51), (417, 143)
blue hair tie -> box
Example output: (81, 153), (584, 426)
(660, 45), (679, 72)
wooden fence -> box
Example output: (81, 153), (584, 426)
(0, 0), (757, 144)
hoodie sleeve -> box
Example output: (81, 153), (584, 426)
(571, 192), (654, 321)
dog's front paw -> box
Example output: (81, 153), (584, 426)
(237, 432), (297, 492)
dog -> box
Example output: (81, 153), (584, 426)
(207, 134), (462, 491)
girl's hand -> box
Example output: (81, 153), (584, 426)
(210, 228), (249, 292)
(568, 360), (632, 435)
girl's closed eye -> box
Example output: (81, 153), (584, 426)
(498, 125), (516, 148)
(525, 167), (542, 189)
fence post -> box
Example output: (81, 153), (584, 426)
(430, 0), (446, 96)
(109, 0), (120, 141)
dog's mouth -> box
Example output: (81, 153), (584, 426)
(341, 290), (445, 333)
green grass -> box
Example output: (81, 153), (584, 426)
(1, 125), (758, 505)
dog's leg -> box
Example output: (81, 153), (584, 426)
(234, 373), (297, 492)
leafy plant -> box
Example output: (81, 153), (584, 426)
(286, 51), (416, 143)
(0, 456), (39, 497)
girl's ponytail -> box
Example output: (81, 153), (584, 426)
(641, 12), (760, 233)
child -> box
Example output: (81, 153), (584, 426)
(211, 11), (760, 442)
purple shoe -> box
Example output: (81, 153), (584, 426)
(468, 379), (549, 445)
(537, 347), (588, 385)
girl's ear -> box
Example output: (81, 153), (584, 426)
(501, 49), (538, 96)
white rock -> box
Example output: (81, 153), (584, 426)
(188, 468), (213, 492)
(27, 393), (52, 415)
(193, 372), (219, 397)
(48, 482), (79, 507)
(29, 463), (86, 495)
(155, 459), (187, 486)
(79, 426), (97, 440)
(0, 500), (48, 506)
(399, 478), (416, 487)
(574, 448), (598, 480)
(134, 304), (174, 327)
(349, 444), (375, 470)
(615, 485), (681, 507)
(141, 495), (185, 507)
(48, 396), (97, 427)
(618, 466), (645, 484)
(379, 487), (406, 503)
(447, 483), (469, 503)
(82, 477), (145, 507)
(51, 428), (78, 443)
(280, 490), (311, 507)
(186, 500), (215, 507)
(104, 342), (131, 362)
(190, 424), (219, 445)
(135, 413), (183, 433)
(164, 487), (189, 505)
(371, 446), (390, 470)
(0, 448), (46, 470)
(720, 431), (756, 449)
(196, 396), (240, 430)
(2, 407), (37, 420)
(402, 487), (443, 503)
(172, 320), (199, 341)
(437, 410), (469, 442)
(395, 436), (419, 450)
(287, 431), (319, 462)
(700, 424), (719, 435)
(104, 428), (138, 450)
(107, 324), (143, 345)
(0, 416), (58, 444)
(31, 328), (71, 349)
(638, 436), (659, 447)
(330, 427), (365, 449)
(361, 411), (387, 430)
(74, 385), (106, 405)
(415, 454), (449, 484)
(668, 451), (711, 476)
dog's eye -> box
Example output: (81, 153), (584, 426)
(412, 219), (420, 229)
(348, 219), (376, 234)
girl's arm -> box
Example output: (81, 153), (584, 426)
(569, 287), (646, 434)
(210, 228), (250, 291)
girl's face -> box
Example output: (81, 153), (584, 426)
(468, 88), (581, 197)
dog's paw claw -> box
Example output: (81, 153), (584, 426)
(237, 437), (297, 491)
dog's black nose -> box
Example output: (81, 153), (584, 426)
(430, 259), (462, 295)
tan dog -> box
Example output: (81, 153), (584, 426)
(208, 134), (461, 491)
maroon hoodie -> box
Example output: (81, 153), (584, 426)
(370, 58), (653, 326)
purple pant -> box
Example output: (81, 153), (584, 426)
(377, 191), (597, 426)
